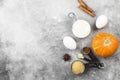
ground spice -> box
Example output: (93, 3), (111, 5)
(83, 47), (90, 54)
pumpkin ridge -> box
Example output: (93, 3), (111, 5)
(101, 47), (105, 57)
(111, 38), (118, 43)
(107, 47), (113, 56)
(94, 45), (103, 50)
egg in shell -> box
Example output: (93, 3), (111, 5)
(96, 15), (108, 29)
(63, 36), (77, 50)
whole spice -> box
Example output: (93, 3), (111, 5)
(79, 6), (96, 17)
(78, 0), (95, 17)
(78, 0), (93, 12)
(63, 54), (71, 61)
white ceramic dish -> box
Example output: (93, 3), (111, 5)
(72, 20), (91, 38)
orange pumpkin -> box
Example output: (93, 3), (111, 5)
(92, 32), (119, 58)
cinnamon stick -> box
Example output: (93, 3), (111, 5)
(85, 5), (94, 13)
(78, 0), (94, 12)
(78, 0), (87, 7)
(79, 5), (96, 17)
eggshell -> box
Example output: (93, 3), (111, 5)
(96, 15), (108, 29)
(63, 36), (77, 50)
(72, 20), (91, 38)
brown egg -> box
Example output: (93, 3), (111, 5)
(71, 60), (85, 74)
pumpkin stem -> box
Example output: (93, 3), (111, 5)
(104, 38), (111, 46)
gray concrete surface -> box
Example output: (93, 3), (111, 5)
(0, 0), (120, 80)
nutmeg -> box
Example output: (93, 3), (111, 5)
(63, 54), (71, 61)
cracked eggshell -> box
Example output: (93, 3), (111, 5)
(96, 15), (108, 29)
(63, 36), (77, 50)
(72, 20), (91, 38)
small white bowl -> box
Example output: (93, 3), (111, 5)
(72, 20), (91, 38)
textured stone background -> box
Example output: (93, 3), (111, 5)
(0, 0), (120, 80)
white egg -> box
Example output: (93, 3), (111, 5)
(63, 36), (77, 50)
(96, 15), (108, 29)
(72, 20), (91, 38)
